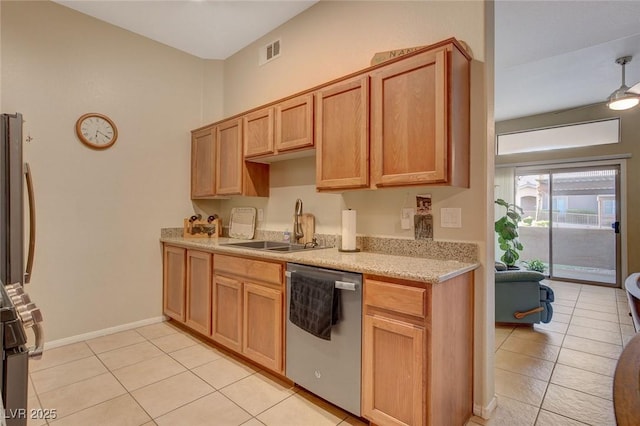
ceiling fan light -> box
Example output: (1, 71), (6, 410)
(607, 86), (640, 110)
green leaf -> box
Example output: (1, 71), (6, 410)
(495, 199), (508, 208)
(507, 211), (521, 222)
(499, 227), (517, 240)
(515, 242), (524, 250)
(502, 250), (515, 266)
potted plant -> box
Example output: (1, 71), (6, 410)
(523, 259), (546, 273)
(495, 198), (524, 269)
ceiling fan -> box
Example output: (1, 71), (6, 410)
(606, 56), (640, 110)
(554, 55), (640, 115)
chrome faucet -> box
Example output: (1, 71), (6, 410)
(293, 198), (304, 243)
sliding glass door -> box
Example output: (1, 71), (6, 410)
(515, 165), (620, 286)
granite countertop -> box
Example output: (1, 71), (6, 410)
(160, 236), (479, 284)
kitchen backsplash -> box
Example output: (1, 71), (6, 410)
(161, 227), (478, 263)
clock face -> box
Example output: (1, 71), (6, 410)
(76, 113), (118, 149)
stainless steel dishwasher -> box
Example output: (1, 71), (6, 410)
(285, 263), (362, 416)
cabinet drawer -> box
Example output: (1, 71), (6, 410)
(214, 254), (282, 285)
(365, 279), (427, 318)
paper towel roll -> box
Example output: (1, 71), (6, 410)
(341, 209), (357, 251)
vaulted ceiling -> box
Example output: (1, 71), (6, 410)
(54, 1), (640, 121)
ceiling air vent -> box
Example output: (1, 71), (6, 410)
(259, 39), (281, 66)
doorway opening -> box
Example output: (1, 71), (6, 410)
(515, 164), (621, 287)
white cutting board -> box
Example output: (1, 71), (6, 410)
(229, 207), (257, 239)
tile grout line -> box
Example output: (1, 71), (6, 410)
(532, 283), (578, 425)
(111, 330), (223, 422)
(129, 328), (272, 424)
(43, 334), (151, 423)
(538, 283), (618, 425)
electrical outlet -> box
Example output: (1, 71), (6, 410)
(401, 208), (414, 230)
(257, 209), (264, 222)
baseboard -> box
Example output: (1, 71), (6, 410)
(44, 316), (167, 349)
(473, 395), (498, 420)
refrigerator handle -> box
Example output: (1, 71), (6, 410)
(24, 162), (36, 284)
(28, 321), (45, 359)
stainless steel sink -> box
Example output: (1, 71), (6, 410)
(222, 240), (329, 253)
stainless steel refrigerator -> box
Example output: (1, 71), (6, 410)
(1, 113), (43, 426)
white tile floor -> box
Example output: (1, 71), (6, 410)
(469, 279), (634, 426)
(27, 279), (632, 426)
(27, 321), (365, 426)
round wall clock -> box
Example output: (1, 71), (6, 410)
(75, 113), (118, 149)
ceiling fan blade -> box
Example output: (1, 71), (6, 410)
(552, 101), (607, 115)
(628, 81), (640, 95)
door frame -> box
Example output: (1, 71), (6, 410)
(513, 158), (627, 287)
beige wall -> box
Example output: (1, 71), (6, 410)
(197, 0), (494, 413)
(1, 1), (214, 341)
(210, 0), (487, 244)
(496, 104), (640, 275)
(2, 0), (495, 415)
(223, 0), (484, 115)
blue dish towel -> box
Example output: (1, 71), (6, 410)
(289, 272), (341, 340)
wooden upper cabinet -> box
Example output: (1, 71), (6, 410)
(243, 94), (314, 160)
(371, 44), (470, 188)
(216, 118), (243, 195)
(191, 126), (216, 198)
(275, 93), (314, 153)
(193, 38), (469, 194)
(315, 76), (370, 190)
(244, 107), (274, 158)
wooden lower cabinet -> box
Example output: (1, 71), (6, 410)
(212, 274), (243, 352)
(212, 254), (285, 374)
(185, 250), (212, 335)
(242, 282), (283, 372)
(363, 315), (424, 426)
(163, 245), (186, 322)
(362, 273), (474, 426)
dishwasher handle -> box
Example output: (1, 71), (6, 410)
(285, 271), (359, 291)
(335, 281), (357, 291)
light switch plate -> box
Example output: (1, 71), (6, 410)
(440, 208), (462, 228)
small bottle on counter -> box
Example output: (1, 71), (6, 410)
(283, 228), (291, 242)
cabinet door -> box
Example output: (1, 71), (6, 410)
(212, 274), (243, 351)
(315, 76), (369, 190)
(242, 282), (283, 373)
(191, 127), (216, 198)
(163, 245), (186, 322)
(244, 107), (274, 158)
(216, 118), (243, 195)
(371, 49), (448, 187)
(185, 250), (212, 335)
(275, 94), (314, 153)
(362, 315), (424, 426)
